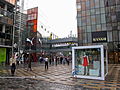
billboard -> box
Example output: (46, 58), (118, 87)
(27, 7), (38, 32)
(5, 0), (16, 5)
(0, 48), (6, 63)
(92, 31), (107, 43)
(26, 7), (38, 52)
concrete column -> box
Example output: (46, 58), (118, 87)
(4, 4), (7, 16)
(2, 25), (5, 44)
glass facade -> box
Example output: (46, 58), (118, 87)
(72, 45), (108, 80)
(75, 48), (101, 77)
(76, 0), (120, 64)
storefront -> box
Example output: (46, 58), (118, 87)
(72, 45), (108, 80)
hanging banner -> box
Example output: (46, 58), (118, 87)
(0, 48), (6, 63)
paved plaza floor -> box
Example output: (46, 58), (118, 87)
(0, 63), (120, 89)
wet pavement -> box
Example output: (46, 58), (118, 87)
(0, 63), (120, 89)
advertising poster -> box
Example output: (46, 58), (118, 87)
(27, 7), (38, 33)
(0, 48), (6, 63)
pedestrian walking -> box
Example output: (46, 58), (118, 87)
(44, 57), (49, 70)
(62, 57), (66, 65)
(23, 53), (27, 68)
(10, 55), (16, 76)
(49, 56), (52, 65)
(55, 56), (58, 66)
(66, 57), (70, 65)
(60, 57), (63, 64)
(27, 54), (32, 71)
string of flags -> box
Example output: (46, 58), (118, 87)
(40, 25), (59, 40)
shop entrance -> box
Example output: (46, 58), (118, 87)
(108, 52), (120, 64)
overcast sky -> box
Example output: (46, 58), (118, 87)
(24, 0), (77, 38)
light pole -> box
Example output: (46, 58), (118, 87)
(18, 0), (24, 58)
(12, 0), (17, 56)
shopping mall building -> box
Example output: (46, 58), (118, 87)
(76, 0), (120, 63)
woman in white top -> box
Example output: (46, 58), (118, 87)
(10, 55), (16, 76)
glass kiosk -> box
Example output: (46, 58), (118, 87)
(72, 45), (108, 80)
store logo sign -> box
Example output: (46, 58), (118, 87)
(92, 31), (107, 43)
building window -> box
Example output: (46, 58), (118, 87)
(94, 0), (100, 8)
(91, 15), (96, 25)
(81, 26), (86, 33)
(101, 14), (106, 23)
(116, 11), (120, 22)
(77, 17), (82, 26)
(107, 23), (112, 31)
(100, 0), (104, 7)
(90, 9), (95, 15)
(101, 24), (106, 31)
(119, 31), (120, 40)
(87, 32), (92, 43)
(86, 0), (90, 10)
(77, 2), (81, 11)
(87, 26), (91, 32)
(91, 25), (96, 32)
(83, 33), (87, 43)
(107, 31), (112, 42)
(116, 0), (120, 5)
(96, 15), (101, 24)
(81, 17), (86, 26)
(100, 8), (105, 14)
(81, 2), (86, 11)
(95, 8), (100, 14)
(96, 24), (101, 31)
(113, 31), (119, 41)
(77, 12), (81, 17)
(86, 16), (91, 25)
(81, 11), (86, 17)
(86, 10), (90, 16)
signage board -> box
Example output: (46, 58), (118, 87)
(27, 7), (38, 32)
(0, 48), (6, 63)
(92, 31), (107, 43)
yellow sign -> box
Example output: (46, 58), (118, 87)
(93, 38), (107, 42)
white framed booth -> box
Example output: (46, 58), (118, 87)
(72, 45), (108, 80)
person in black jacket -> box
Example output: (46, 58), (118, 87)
(27, 54), (32, 71)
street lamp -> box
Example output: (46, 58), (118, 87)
(12, 0), (17, 56)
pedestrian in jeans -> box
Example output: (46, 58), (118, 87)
(10, 55), (16, 76)
(44, 57), (48, 70)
